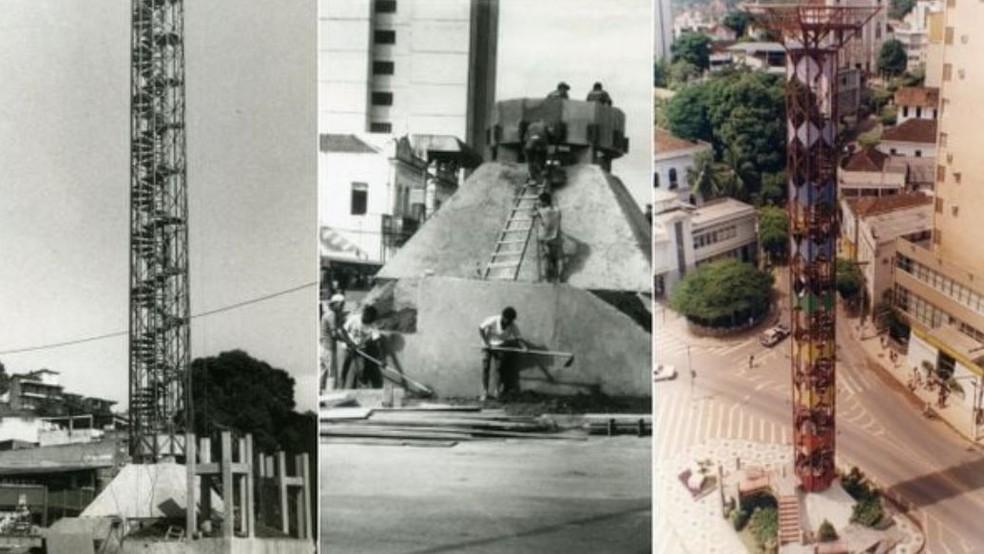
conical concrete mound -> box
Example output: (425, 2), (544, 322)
(377, 162), (651, 292)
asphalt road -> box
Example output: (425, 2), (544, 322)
(321, 436), (651, 554)
(655, 269), (984, 553)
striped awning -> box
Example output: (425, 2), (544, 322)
(320, 226), (369, 262)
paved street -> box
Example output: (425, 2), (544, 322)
(322, 437), (651, 554)
(655, 269), (984, 553)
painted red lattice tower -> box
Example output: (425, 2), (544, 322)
(752, 3), (878, 492)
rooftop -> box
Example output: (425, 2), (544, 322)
(894, 86), (939, 108)
(655, 127), (710, 156)
(843, 147), (889, 172)
(319, 133), (379, 154)
(881, 118), (938, 144)
(692, 197), (756, 227)
(726, 41), (786, 54)
(845, 192), (932, 218)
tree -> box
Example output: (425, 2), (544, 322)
(189, 349), (316, 455)
(878, 39), (908, 78)
(687, 150), (719, 202)
(818, 519), (838, 542)
(836, 258), (864, 301)
(758, 206), (788, 263)
(717, 146), (755, 201)
(654, 59), (669, 88)
(889, 0), (916, 19)
(670, 259), (774, 328)
(671, 32), (712, 71)
(757, 171), (786, 206)
(668, 60), (702, 89)
(666, 84), (712, 142)
(722, 11), (750, 38)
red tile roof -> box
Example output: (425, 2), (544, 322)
(894, 86), (940, 108)
(845, 192), (932, 218)
(843, 147), (888, 172)
(655, 127), (706, 155)
(881, 118), (938, 144)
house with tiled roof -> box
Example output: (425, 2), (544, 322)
(654, 128), (712, 203)
(839, 192), (933, 307)
(879, 118), (938, 158)
(839, 147), (909, 198)
(894, 86), (939, 124)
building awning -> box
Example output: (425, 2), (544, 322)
(915, 325), (984, 375)
(320, 227), (370, 263)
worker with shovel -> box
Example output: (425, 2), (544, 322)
(341, 305), (384, 389)
(320, 293), (347, 392)
(479, 307), (528, 400)
(533, 191), (562, 283)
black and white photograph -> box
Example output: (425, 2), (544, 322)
(1, 2), (318, 552)
(318, 0), (653, 552)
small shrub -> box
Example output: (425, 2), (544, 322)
(852, 495), (885, 527)
(818, 519), (838, 542)
(842, 466), (873, 501)
(749, 507), (779, 548)
(732, 508), (750, 531)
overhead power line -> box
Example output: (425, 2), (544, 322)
(0, 281), (318, 356)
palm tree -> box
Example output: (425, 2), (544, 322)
(718, 146), (754, 201)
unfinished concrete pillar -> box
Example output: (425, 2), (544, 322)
(221, 432), (233, 539)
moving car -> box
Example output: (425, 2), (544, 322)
(759, 324), (790, 347)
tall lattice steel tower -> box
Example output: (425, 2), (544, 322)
(753, 3), (878, 492)
(129, 0), (190, 463)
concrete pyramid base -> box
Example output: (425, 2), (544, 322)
(800, 478), (855, 534)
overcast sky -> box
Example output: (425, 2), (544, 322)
(0, 1), (318, 412)
(497, 0), (652, 205)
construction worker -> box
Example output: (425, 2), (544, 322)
(547, 81), (570, 99)
(320, 294), (346, 392)
(533, 192), (562, 282)
(524, 119), (550, 183)
(479, 307), (528, 400)
(341, 305), (384, 389)
(585, 82), (612, 106)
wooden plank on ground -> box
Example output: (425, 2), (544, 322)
(321, 425), (472, 441)
(320, 407), (374, 421)
(320, 437), (459, 448)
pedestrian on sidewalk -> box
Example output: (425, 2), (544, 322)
(748, 354), (754, 369)
(479, 307), (529, 400)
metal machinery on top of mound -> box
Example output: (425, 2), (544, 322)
(487, 98), (629, 172)
(752, 2), (879, 492)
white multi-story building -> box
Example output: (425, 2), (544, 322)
(654, 128), (712, 204)
(319, 0), (498, 154)
(893, 0), (944, 71)
(652, 194), (758, 297)
(826, 0), (887, 73)
(655, 0), (673, 61)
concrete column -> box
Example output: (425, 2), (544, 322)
(185, 432), (196, 541)
(238, 437), (248, 535)
(277, 451), (289, 534)
(245, 435), (255, 538)
(221, 432), (233, 539)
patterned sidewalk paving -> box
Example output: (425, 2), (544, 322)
(655, 439), (924, 553)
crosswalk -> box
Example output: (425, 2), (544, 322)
(655, 385), (791, 463)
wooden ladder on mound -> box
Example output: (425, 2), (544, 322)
(482, 183), (540, 281)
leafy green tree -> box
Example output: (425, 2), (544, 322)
(722, 11), (750, 38)
(666, 85), (712, 142)
(757, 171), (786, 206)
(889, 0), (916, 19)
(668, 60), (702, 89)
(758, 206), (788, 263)
(717, 146), (755, 201)
(705, 71), (786, 177)
(836, 258), (864, 301)
(749, 507), (779, 550)
(671, 32), (712, 71)
(670, 260), (774, 328)
(654, 59), (669, 88)
(878, 39), (908, 78)
(687, 150), (719, 202)
(818, 520), (838, 542)
(188, 349), (316, 456)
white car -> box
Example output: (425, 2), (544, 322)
(760, 324), (791, 347)
(654, 364), (677, 382)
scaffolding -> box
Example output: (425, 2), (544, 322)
(129, 0), (190, 463)
(752, 2), (878, 492)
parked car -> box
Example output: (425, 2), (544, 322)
(654, 364), (677, 382)
(760, 324), (790, 347)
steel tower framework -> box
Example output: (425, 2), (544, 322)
(129, 0), (190, 463)
(754, 4), (878, 492)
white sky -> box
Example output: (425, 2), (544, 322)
(0, 1), (318, 411)
(497, 0), (652, 205)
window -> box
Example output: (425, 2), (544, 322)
(940, 132), (947, 147)
(669, 168), (678, 190)
(915, 150), (922, 157)
(374, 30), (396, 44)
(945, 27), (954, 45)
(890, 148), (898, 155)
(373, 61), (394, 75)
(369, 122), (392, 133)
(943, 64), (952, 81)
(952, 206), (960, 217)
(954, 172), (962, 184)
(375, 0), (397, 13)
(902, 106), (909, 118)
(937, 165), (946, 181)
(371, 91), (393, 106)
(916, 107), (922, 118)
(350, 183), (368, 215)
(935, 198), (943, 213)
(654, 173), (660, 188)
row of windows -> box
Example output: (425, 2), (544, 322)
(900, 106), (935, 120)
(896, 254), (984, 315)
(693, 225), (737, 250)
(894, 284), (984, 344)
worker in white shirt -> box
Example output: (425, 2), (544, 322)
(319, 293), (346, 392)
(341, 306), (383, 389)
(478, 306), (529, 400)
(533, 192), (562, 282)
